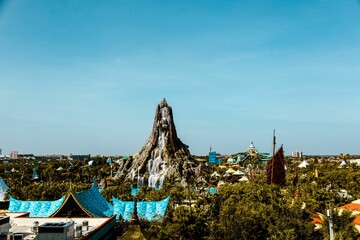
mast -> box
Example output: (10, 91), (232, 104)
(272, 129), (276, 157)
(266, 130), (286, 185)
(271, 129), (276, 184)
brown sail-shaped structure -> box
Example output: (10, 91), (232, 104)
(266, 145), (286, 185)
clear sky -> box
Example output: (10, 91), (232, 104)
(0, 0), (360, 156)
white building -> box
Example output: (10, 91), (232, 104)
(9, 151), (18, 159)
(350, 159), (360, 166)
(3, 212), (116, 240)
(292, 151), (303, 158)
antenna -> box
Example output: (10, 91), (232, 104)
(272, 129), (276, 157)
(271, 129), (276, 184)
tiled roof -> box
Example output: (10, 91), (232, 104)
(339, 200), (360, 226)
(73, 180), (113, 218)
(8, 179), (170, 222)
(113, 196), (170, 221)
(340, 203), (360, 213)
(8, 196), (65, 217)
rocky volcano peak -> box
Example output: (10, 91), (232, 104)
(117, 98), (197, 188)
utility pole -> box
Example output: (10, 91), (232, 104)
(327, 203), (334, 240)
(271, 129), (276, 184)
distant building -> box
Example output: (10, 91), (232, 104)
(234, 142), (272, 165)
(209, 151), (221, 165)
(69, 154), (91, 161)
(292, 151), (303, 158)
(18, 154), (35, 159)
(248, 142), (257, 154)
(9, 151), (18, 159)
(350, 159), (360, 166)
(0, 148), (4, 160)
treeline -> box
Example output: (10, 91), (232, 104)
(1, 157), (360, 239)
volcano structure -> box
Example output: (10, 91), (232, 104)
(119, 98), (197, 188)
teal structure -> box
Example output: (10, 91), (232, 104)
(8, 179), (170, 221)
(112, 196), (170, 221)
(209, 151), (221, 165)
(131, 187), (141, 196)
(32, 163), (41, 180)
(73, 179), (114, 217)
(8, 196), (65, 217)
(205, 187), (217, 194)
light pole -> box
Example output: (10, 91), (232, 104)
(327, 203), (334, 240)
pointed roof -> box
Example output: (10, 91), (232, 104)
(50, 193), (92, 218)
(52, 178), (113, 218)
(8, 179), (112, 219)
(72, 179), (113, 217)
(239, 176), (249, 182)
(211, 171), (220, 177)
(225, 168), (235, 174)
(7, 179), (170, 221)
(32, 169), (40, 180)
(217, 181), (226, 187)
(227, 158), (236, 163)
(298, 160), (309, 168)
(233, 170), (244, 176)
(32, 163), (41, 180)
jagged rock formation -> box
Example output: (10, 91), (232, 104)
(118, 98), (197, 188)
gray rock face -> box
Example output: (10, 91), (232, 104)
(118, 99), (197, 187)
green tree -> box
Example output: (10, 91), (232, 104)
(321, 208), (360, 240)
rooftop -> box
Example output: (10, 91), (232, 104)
(4, 212), (116, 239)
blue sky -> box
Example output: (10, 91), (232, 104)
(0, 0), (360, 156)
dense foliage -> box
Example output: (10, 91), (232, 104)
(1, 156), (360, 239)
